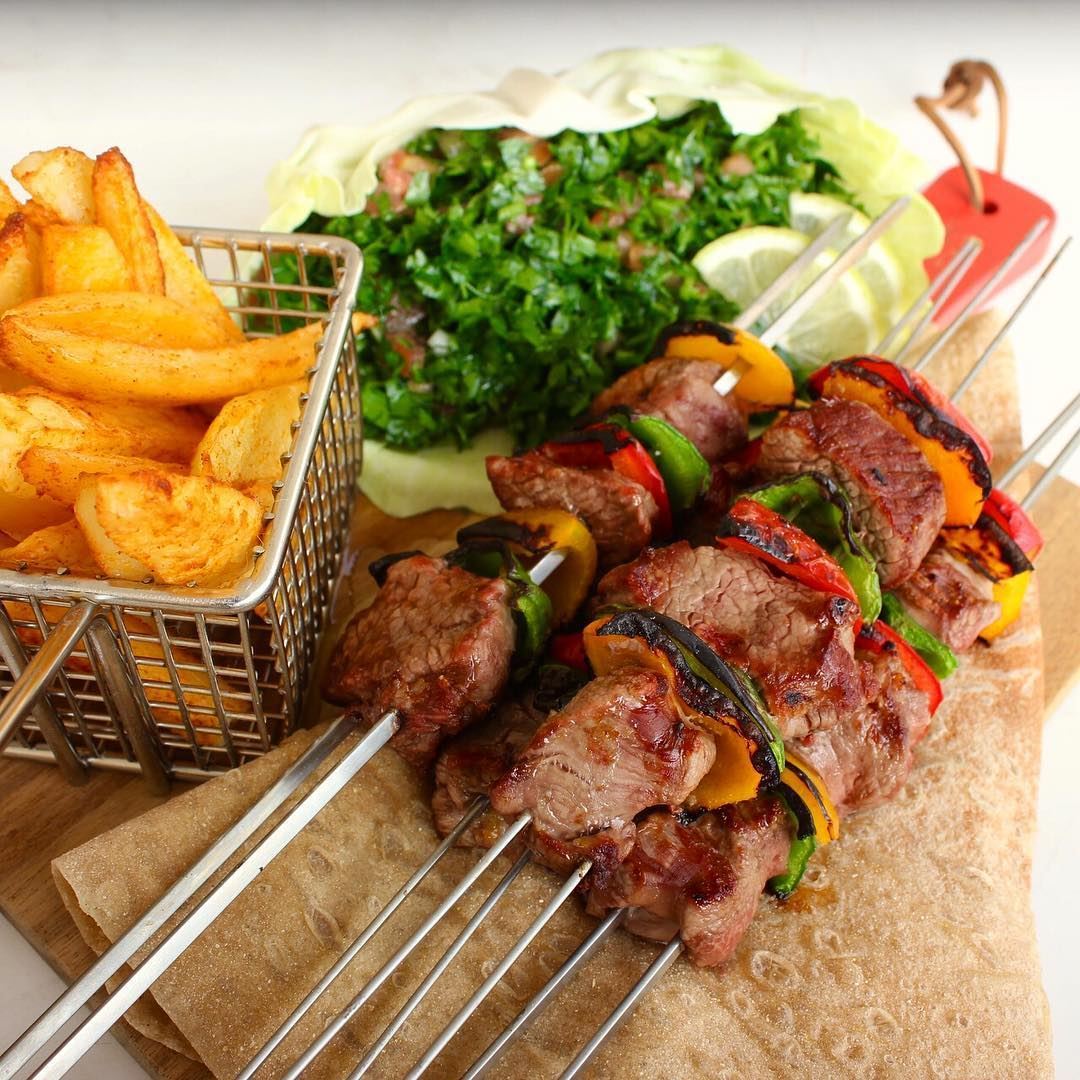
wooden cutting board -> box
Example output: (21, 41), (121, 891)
(2, 453), (1079, 1076)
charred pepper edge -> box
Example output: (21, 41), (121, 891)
(649, 318), (738, 358)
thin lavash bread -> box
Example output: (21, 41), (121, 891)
(52, 312), (1053, 1079)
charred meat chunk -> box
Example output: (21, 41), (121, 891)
(895, 544), (1000, 651)
(489, 669), (716, 882)
(758, 399), (945, 587)
(323, 554), (515, 770)
(793, 640), (933, 815)
(595, 542), (863, 740)
(486, 451), (658, 569)
(590, 356), (748, 463)
(585, 797), (792, 967)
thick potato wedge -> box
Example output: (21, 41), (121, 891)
(0, 213), (41, 314)
(192, 380), (305, 486)
(18, 446), (181, 506)
(0, 314), (336, 405)
(0, 178), (18, 222)
(12, 148), (94, 226)
(144, 203), (244, 343)
(0, 519), (97, 575)
(10, 291), (236, 348)
(92, 148), (164, 294)
(76, 470), (262, 586)
(40, 225), (132, 294)
(0, 491), (69, 540)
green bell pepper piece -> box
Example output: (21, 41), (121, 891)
(746, 474), (882, 623)
(768, 833), (818, 899)
(880, 593), (958, 679)
(508, 561), (553, 671)
(608, 411), (710, 514)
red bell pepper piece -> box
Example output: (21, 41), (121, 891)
(857, 620), (943, 715)
(541, 423), (673, 535)
(982, 487), (1044, 559)
(548, 630), (589, 671)
(716, 499), (861, 623)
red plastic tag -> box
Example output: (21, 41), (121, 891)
(923, 165), (1055, 325)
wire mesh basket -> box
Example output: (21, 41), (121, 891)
(0, 227), (363, 787)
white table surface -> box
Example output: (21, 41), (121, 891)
(1, 3), (1077, 1076)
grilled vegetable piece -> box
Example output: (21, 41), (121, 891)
(715, 497), (860, 616)
(939, 512), (1035, 641)
(652, 319), (795, 408)
(743, 472), (881, 621)
(857, 619), (942, 715)
(810, 356), (992, 527)
(757, 399), (945, 587)
(983, 487), (1044, 558)
(585, 608), (784, 807)
(606, 409), (710, 514)
(880, 592), (959, 678)
(456, 507), (597, 626)
(591, 355), (748, 464)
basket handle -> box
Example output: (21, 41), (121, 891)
(0, 600), (99, 783)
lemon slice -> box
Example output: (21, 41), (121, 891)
(692, 225), (888, 365)
(789, 192), (906, 324)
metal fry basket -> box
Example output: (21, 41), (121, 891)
(0, 227), (363, 788)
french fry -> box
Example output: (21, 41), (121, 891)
(18, 446), (181, 506)
(0, 314), (336, 405)
(12, 148), (95, 226)
(0, 178), (18, 222)
(10, 291), (236, 348)
(0, 213), (41, 314)
(40, 225), (132, 294)
(76, 470), (262, 586)
(0, 491), (69, 540)
(191, 380), (305, 486)
(144, 203), (244, 343)
(0, 519), (97, 575)
(92, 148), (164, 294)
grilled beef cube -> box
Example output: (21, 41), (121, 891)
(758, 399), (946, 587)
(590, 356), (748, 463)
(595, 542), (863, 740)
(793, 641), (933, 815)
(432, 698), (545, 848)
(585, 798), (792, 967)
(895, 544), (1000, 651)
(489, 669), (716, 883)
(323, 554), (516, 770)
(486, 451), (658, 569)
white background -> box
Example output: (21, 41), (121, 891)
(1, 2), (1077, 1076)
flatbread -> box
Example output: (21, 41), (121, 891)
(53, 312), (1055, 1078)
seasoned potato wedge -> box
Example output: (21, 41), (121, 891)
(0, 519), (97, 575)
(18, 446), (181, 506)
(0, 178), (18, 222)
(0, 490), (69, 541)
(40, 225), (132, 294)
(10, 291), (236, 348)
(76, 471), (262, 586)
(0, 314), (331, 405)
(12, 148), (95, 226)
(92, 148), (164, 294)
(192, 380), (305, 487)
(144, 203), (244, 343)
(0, 213), (41, 314)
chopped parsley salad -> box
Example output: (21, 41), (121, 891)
(291, 104), (857, 452)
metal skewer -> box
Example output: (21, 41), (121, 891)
(910, 216), (1051, 372)
(998, 390), (1080, 492)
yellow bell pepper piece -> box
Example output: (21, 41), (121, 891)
(979, 570), (1032, 641)
(781, 752), (840, 844)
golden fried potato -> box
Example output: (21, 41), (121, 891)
(18, 446), (181, 506)
(40, 225), (132, 294)
(76, 471), (262, 586)
(0, 213), (41, 314)
(0, 519), (97, 575)
(0, 490), (69, 540)
(0, 315), (329, 405)
(0, 178), (18, 222)
(92, 148), (164, 294)
(10, 291), (236, 348)
(144, 203), (244, 343)
(192, 380), (304, 487)
(12, 148), (95, 226)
